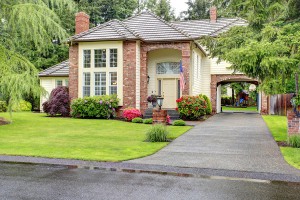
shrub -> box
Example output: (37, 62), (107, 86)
(176, 96), (207, 120)
(123, 108), (142, 121)
(143, 118), (153, 124)
(145, 124), (168, 142)
(43, 86), (70, 117)
(173, 119), (186, 126)
(166, 115), (171, 124)
(200, 94), (212, 115)
(12, 100), (32, 111)
(132, 117), (143, 123)
(288, 135), (300, 148)
(0, 101), (7, 112)
(71, 95), (119, 119)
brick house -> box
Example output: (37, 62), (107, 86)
(39, 8), (268, 115)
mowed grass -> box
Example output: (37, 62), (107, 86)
(263, 115), (300, 170)
(222, 106), (258, 112)
(0, 112), (191, 162)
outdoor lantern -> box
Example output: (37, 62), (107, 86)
(157, 97), (164, 110)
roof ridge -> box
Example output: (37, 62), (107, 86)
(209, 18), (240, 36)
(39, 60), (69, 74)
(145, 11), (192, 39)
(109, 20), (127, 39)
(115, 20), (141, 39)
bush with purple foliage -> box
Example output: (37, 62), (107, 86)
(42, 86), (70, 117)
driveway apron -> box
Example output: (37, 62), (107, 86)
(126, 113), (300, 175)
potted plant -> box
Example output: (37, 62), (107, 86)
(147, 95), (157, 108)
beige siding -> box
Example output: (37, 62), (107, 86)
(147, 49), (181, 97)
(210, 58), (243, 75)
(191, 48), (202, 96)
(40, 77), (68, 111)
(201, 56), (211, 98)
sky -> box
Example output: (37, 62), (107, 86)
(169, 0), (188, 16)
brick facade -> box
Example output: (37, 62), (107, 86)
(210, 74), (266, 114)
(69, 43), (79, 100)
(123, 41), (137, 109)
(140, 42), (191, 114)
(287, 108), (300, 135)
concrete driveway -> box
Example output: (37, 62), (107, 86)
(127, 113), (300, 175)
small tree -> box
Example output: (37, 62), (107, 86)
(43, 86), (70, 117)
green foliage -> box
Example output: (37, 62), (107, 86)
(143, 118), (153, 124)
(176, 96), (207, 120)
(71, 95), (119, 119)
(132, 117), (143, 123)
(182, 0), (210, 20)
(12, 100), (32, 111)
(142, 0), (175, 21)
(145, 124), (168, 142)
(288, 135), (300, 148)
(0, 0), (76, 117)
(173, 120), (186, 126)
(199, 94), (212, 115)
(0, 101), (7, 112)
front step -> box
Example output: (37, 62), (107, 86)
(144, 108), (180, 120)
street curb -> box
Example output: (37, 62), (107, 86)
(1, 155), (300, 185)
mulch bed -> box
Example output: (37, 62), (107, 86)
(277, 141), (290, 147)
(0, 117), (10, 126)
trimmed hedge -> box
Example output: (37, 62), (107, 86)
(143, 118), (153, 124)
(71, 95), (119, 119)
(132, 117), (143, 123)
(173, 120), (186, 126)
(199, 94), (212, 115)
(176, 96), (207, 120)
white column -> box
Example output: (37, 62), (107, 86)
(217, 84), (222, 113)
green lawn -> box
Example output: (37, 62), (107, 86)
(262, 115), (300, 170)
(222, 106), (258, 112)
(0, 112), (191, 162)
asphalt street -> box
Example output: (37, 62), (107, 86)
(1, 163), (300, 200)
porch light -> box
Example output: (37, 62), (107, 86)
(157, 97), (164, 110)
(147, 75), (150, 84)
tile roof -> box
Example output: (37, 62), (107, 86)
(39, 60), (69, 77)
(70, 11), (247, 42)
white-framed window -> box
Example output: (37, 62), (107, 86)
(83, 50), (91, 68)
(83, 72), (91, 97)
(109, 72), (117, 94)
(110, 49), (118, 68)
(95, 72), (106, 96)
(56, 80), (63, 87)
(65, 79), (69, 87)
(95, 49), (106, 68)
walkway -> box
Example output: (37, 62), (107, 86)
(127, 113), (300, 175)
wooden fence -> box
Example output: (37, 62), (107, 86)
(269, 93), (293, 116)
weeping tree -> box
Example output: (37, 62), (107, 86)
(200, 0), (300, 95)
(0, 0), (76, 119)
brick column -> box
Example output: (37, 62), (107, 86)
(140, 48), (148, 115)
(261, 92), (269, 115)
(287, 108), (300, 135)
(153, 109), (167, 125)
(69, 43), (79, 101)
(181, 43), (190, 95)
(123, 41), (137, 109)
(210, 75), (217, 114)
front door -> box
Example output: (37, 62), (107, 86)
(158, 79), (179, 109)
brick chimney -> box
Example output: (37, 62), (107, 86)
(75, 12), (90, 34)
(210, 6), (217, 23)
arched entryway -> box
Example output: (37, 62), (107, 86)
(211, 74), (268, 114)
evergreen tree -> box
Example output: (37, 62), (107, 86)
(143, 0), (175, 21)
(0, 0), (76, 117)
(182, 0), (211, 20)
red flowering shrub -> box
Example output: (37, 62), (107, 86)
(123, 108), (142, 121)
(43, 86), (70, 117)
(166, 115), (171, 125)
(176, 96), (207, 120)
